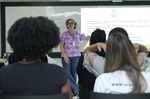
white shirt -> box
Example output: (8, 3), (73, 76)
(94, 70), (150, 93)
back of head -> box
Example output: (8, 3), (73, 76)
(105, 33), (138, 71)
(105, 31), (146, 93)
(90, 29), (106, 57)
(90, 29), (106, 45)
(7, 16), (60, 61)
(109, 27), (129, 38)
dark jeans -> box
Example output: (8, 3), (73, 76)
(61, 56), (79, 93)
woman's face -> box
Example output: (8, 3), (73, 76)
(67, 20), (75, 30)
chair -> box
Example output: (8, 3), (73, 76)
(90, 91), (150, 99)
(0, 63), (4, 68)
(1, 93), (69, 99)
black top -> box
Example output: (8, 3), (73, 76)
(76, 55), (96, 99)
(0, 62), (67, 95)
(76, 55), (96, 90)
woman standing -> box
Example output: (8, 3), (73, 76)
(60, 19), (89, 96)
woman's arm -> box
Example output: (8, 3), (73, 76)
(137, 54), (144, 67)
(83, 43), (106, 54)
(61, 79), (72, 99)
(83, 35), (90, 40)
(60, 43), (69, 63)
(133, 43), (149, 56)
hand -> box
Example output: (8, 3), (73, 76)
(96, 43), (106, 52)
(64, 55), (69, 63)
(84, 36), (90, 40)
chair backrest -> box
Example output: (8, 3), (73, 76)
(90, 91), (150, 99)
(1, 93), (69, 99)
(0, 63), (5, 68)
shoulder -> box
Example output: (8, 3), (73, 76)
(84, 52), (96, 59)
(0, 64), (15, 74)
(62, 31), (68, 34)
(83, 52), (96, 67)
(49, 64), (67, 75)
(96, 72), (111, 80)
(95, 71), (127, 87)
(46, 63), (64, 71)
(74, 31), (82, 35)
(35, 63), (68, 79)
(96, 71), (126, 81)
(61, 31), (68, 36)
(84, 52), (105, 66)
(47, 64), (68, 81)
(95, 72), (113, 86)
(94, 73), (111, 92)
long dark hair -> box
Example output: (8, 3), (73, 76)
(105, 32), (146, 93)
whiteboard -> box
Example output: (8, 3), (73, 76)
(5, 6), (82, 53)
(5, 5), (150, 53)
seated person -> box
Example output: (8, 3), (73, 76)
(76, 29), (106, 99)
(83, 27), (149, 77)
(0, 16), (72, 99)
(93, 30), (150, 93)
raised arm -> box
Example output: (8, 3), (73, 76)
(133, 43), (149, 56)
(83, 42), (106, 54)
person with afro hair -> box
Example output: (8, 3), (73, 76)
(0, 16), (72, 99)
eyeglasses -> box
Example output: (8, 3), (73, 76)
(67, 22), (74, 25)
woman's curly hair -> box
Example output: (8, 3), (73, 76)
(7, 16), (60, 61)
